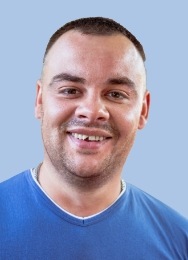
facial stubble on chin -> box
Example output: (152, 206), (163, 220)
(43, 138), (118, 190)
(41, 118), (136, 190)
(43, 137), (135, 191)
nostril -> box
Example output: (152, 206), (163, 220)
(78, 115), (87, 119)
(98, 116), (107, 121)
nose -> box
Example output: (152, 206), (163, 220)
(75, 95), (109, 122)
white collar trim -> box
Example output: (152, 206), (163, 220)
(31, 168), (126, 220)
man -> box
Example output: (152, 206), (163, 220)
(0, 17), (187, 259)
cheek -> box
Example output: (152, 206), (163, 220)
(126, 99), (145, 129)
(42, 98), (75, 126)
(125, 109), (141, 125)
(114, 105), (141, 133)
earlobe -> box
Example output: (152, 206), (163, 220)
(35, 80), (43, 120)
(138, 90), (150, 129)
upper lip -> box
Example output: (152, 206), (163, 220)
(66, 127), (113, 138)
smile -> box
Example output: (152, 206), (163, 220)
(71, 133), (106, 142)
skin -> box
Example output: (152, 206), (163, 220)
(35, 30), (150, 217)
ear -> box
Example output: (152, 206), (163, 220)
(35, 80), (43, 120)
(138, 90), (150, 129)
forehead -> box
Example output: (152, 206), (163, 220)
(43, 31), (145, 86)
(46, 30), (140, 61)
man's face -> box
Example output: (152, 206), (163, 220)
(35, 31), (150, 187)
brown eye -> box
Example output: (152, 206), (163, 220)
(61, 88), (79, 95)
(107, 91), (127, 100)
(58, 87), (82, 99)
(109, 92), (122, 99)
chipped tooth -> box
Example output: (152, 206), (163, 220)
(82, 135), (88, 140)
(72, 133), (105, 141)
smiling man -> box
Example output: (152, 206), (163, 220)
(0, 17), (187, 259)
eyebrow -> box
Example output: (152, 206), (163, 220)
(106, 76), (136, 88)
(49, 73), (86, 86)
(49, 72), (136, 89)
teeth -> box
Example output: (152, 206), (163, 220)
(88, 136), (96, 141)
(72, 133), (105, 141)
(82, 134), (88, 140)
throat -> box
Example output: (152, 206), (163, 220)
(33, 164), (126, 217)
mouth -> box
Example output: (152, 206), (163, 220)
(70, 133), (108, 142)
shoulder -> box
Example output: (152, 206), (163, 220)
(126, 183), (188, 230)
(0, 170), (30, 187)
(0, 170), (32, 199)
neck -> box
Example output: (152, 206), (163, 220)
(36, 163), (124, 217)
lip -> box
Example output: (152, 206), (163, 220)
(66, 127), (112, 138)
(67, 128), (112, 150)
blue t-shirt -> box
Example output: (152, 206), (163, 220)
(0, 170), (187, 259)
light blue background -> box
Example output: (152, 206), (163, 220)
(0, 1), (187, 218)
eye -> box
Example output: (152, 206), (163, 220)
(106, 91), (128, 100)
(58, 87), (81, 98)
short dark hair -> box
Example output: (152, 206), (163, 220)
(43, 17), (146, 62)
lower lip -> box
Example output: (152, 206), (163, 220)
(68, 134), (108, 150)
